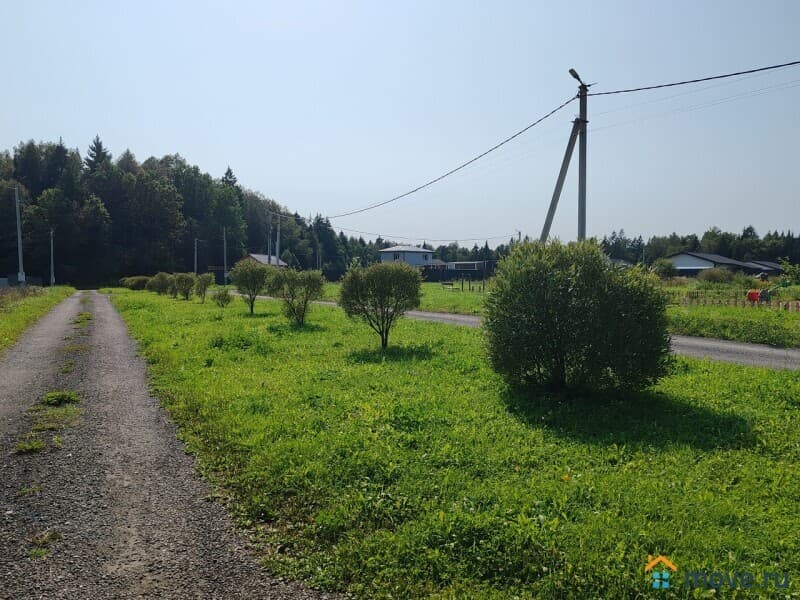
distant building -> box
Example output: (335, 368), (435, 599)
(246, 253), (287, 267)
(379, 246), (433, 267)
(665, 252), (781, 276)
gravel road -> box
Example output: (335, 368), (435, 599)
(0, 291), (339, 599)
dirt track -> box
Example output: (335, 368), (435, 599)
(0, 291), (338, 599)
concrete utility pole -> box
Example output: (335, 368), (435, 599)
(571, 68), (589, 241)
(194, 238), (204, 275)
(15, 184), (25, 284)
(223, 227), (227, 284)
(267, 213), (272, 262)
(50, 229), (55, 286)
(539, 69), (589, 243)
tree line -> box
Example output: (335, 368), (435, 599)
(2, 136), (797, 285)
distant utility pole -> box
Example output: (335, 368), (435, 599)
(194, 238), (204, 274)
(50, 229), (55, 286)
(540, 68), (589, 243)
(276, 216), (281, 266)
(267, 213), (272, 261)
(15, 184), (25, 284)
(223, 227), (227, 284)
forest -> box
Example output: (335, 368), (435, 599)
(1, 137), (798, 285)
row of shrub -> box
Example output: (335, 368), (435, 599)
(120, 272), (219, 303)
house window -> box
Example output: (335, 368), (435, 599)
(423, 254), (429, 261)
(394, 253), (400, 260)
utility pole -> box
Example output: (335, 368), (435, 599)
(15, 184), (25, 284)
(276, 216), (281, 266)
(223, 226), (227, 284)
(50, 229), (55, 286)
(572, 69), (589, 241)
(194, 238), (204, 275)
(267, 212), (272, 262)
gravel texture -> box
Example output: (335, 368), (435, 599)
(0, 291), (341, 599)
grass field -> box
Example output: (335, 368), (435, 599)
(112, 290), (800, 598)
(667, 305), (800, 348)
(0, 286), (75, 356)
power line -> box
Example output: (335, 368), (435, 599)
(587, 59), (800, 97)
(335, 226), (515, 243)
(328, 94), (578, 219)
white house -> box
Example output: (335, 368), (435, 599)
(379, 245), (433, 267)
(247, 253), (287, 267)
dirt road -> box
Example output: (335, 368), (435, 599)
(0, 291), (338, 599)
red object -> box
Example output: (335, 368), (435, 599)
(747, 290), (760, 303)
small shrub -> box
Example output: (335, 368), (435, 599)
(212, 287), (232, 308)
(174, 272), (196, 300)
(119, 276), (151, 290)
(146, 272), (171, 294)
(484, 240), (670, 391)
(16, 436), (45, 454)
(697, 267), (734, 284)
(167, 274), (178, 298)
(195, 273), (214, 303)
(268, 269), (325, 327)
(339, 263), (421, 349)
(651, 258), (677, 279)
(230, 259), (270, 314)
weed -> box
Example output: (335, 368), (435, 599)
(30, 405), (80, 431)
(51, 435), (63, 448)
(60, 343), (85, 354)
(28, 548), (49, 559)
(16, 485), (42, 497)
(60, 360), (75, 374)
(72, 312), (92, 327)
(15, 436), (45, 454)
(0, 287), (75, 357)
(42, 391), (80, 406)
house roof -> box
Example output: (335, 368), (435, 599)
(667, 252), (748, 268)
(428, 258), (447, 266)
(750, 260), (783, 271)
(380, 245), (431, 253)
(248, 253), (287, 267)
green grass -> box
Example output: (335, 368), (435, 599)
(15, 435), (45, 454)
(72, 311), (92, 327)
(30, 405), (81, 432)
(0, 286), (74, 356)
(324, 281), (488, 315)
(668, 305), (800, 347)
(41, 390), (80, 406)
(112, 291), (800, 598)
(16, 485), (42, 497)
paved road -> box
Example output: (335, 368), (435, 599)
(402, 309), (800, 370)
(262, 295), (800, 370)
(0, 292), (338, 599)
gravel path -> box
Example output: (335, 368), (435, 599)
(0, 291), (340, 599)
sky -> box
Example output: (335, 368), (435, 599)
(2, 0), (798, 247)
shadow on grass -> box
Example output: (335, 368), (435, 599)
(503, 388), (754, 450)
(267, 322), (327, 335)
(347, 343), (435, 364)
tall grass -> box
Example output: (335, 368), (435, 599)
(113, 291), (800, 598)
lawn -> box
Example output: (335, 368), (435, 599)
(112, 290), (800, 598)
(0, 286), (75, 355)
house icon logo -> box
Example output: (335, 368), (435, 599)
(645, 555), (678, 590)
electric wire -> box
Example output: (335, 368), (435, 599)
(328, 94), (578, 219)
(587, 60), (800, 97)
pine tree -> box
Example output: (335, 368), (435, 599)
(85, 135), (111, 173)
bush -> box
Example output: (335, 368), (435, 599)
(339, 263), (421, 349)
(779, 258), (800, 285)
(697, 267), (734, 284)
(119, 276), (151, 290)
(195, 273), (214, 303)
(212, 287), (232, 308)
(651, 258), (677, 279)
(146, 272), (171, 294)
(167, 274), (178, 298)
(484, 241), (670, 391)
(229, 259), (270, 314)
(174, 272), (196, 300)
(268, 269), (324, 327)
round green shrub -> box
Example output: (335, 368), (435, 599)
(146, 272), (171, 294)
(484, 240), (671, 391)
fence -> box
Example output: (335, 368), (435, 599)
(678, 296), (800, 311)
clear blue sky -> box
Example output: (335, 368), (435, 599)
(2, 1), (798, 246)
